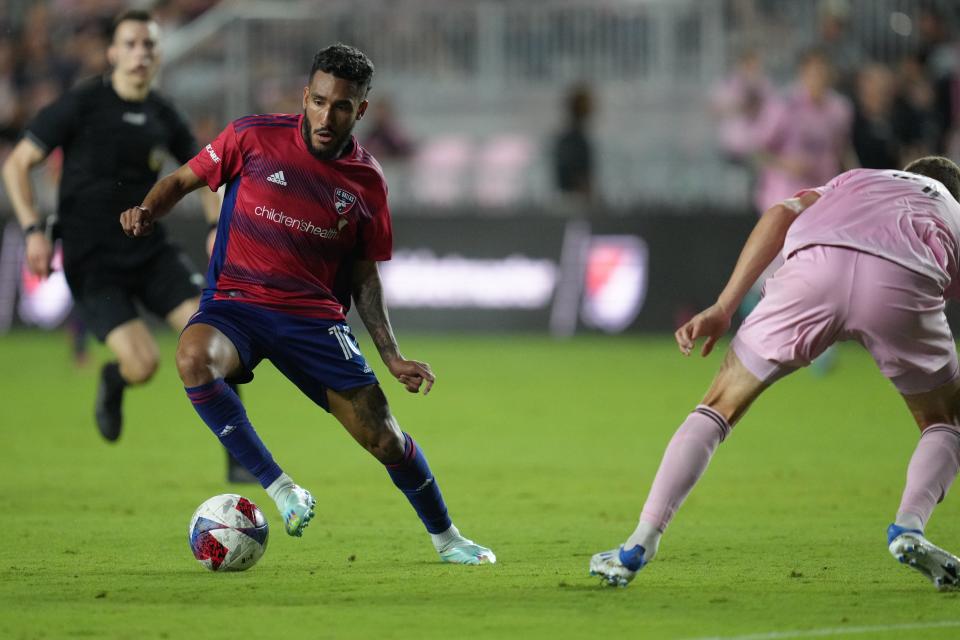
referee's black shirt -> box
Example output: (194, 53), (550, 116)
(25, 75), (199, 269)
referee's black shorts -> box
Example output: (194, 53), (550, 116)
(65, 243), (202, 341)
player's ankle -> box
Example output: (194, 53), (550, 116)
(265, 472), (295, 507)
(430, 524), (462, 552)
(625, 520), (661, 562)
(894, 512), (924, 533)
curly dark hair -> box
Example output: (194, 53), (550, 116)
(309, 43), (375, 96)
(904, 156), (960, 200)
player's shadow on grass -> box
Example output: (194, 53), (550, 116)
(558, 580), (631, 592)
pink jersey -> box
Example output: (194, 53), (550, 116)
(784, 168), (960, 297)
(189, 114), (392, 320)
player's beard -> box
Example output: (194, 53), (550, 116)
(301, 112), (353, 160)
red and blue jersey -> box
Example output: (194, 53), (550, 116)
(188, 113), (392, 320)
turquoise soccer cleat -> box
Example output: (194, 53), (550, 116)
(278, 485), (316, 537)
(589, 545), (647, 587)
(888, 523), (960, 591)
(438, 537), (496, 565)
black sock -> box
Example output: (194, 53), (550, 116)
(103, 362), (127, 389)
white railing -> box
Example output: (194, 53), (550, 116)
(159, 0), (934, 210)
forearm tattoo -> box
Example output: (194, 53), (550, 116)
(354, 266), (400, 362)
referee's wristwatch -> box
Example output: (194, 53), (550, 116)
(22, 222), (44, 236)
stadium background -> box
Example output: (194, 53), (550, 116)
(1, 0), (959, 338)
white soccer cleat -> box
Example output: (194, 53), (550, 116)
(277, 485), (316, 537)
(438, 536), (496, 565)
(888, 524), (960, 591)
(590, 545), (647, 587)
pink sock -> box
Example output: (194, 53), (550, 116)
(896, 424), (960, 530)
(639, 405), (731, 532)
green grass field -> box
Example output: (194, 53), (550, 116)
(2, 330), (960, 639)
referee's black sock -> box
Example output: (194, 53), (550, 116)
(103, 361), (127, 388)
(95, 362), (127, 442)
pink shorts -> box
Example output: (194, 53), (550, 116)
(732, 245), (959, 395)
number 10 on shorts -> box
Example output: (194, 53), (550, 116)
(329, 324), (363, 360)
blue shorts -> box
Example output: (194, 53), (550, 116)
(185, 299), (378, 411)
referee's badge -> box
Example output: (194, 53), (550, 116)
(334, 188), (357, 215)
(148, 146), (164, 172)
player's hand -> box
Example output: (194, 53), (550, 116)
(675, 303), (731, 358)
(119, 205), (156, 237)
(24, 232), (53, 278)
(387, 358), (435, 395)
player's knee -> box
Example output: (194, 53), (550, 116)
(119, 354), (158, 385)
(698, 392), (746, 426)
(365, 428), (405, 463)
(904, 382), (960, 431)
(175, 342), (215, 386)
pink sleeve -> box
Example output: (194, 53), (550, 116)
(187, 123), (244, 191)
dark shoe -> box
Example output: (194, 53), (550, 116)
(227, 451), (258, 483)
(95, 363), (125, 442)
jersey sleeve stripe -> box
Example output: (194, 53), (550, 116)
(23, 130), (51, 154)
(234, 122), (299, 133)
(233, 114), (299, 128)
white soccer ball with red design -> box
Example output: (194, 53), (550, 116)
(188, 494), (269, 571)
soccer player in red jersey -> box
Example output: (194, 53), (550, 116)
(120, 44), (495, 564)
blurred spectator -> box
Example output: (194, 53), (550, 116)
(893, 53), (942, 163)
(0, 37), (23, 145)
(852, 64), (900, 169)
(810, 0), (864, 96)
(552, 83), (595, 201)
(17, 4), (73, 91)
(710, 47), (774, 162)
(916, 4), (957, 82)
(362, 97), (416, 161)
(753, 48), (854, 213)
(61, 17), (111, 80)
(942, 58), (960, 161)
(915, 4), (960, 155)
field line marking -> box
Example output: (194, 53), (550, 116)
(687, 619), (960, 640)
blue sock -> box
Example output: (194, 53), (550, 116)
(385, 433), (452, 534)
(185, 380), (282, 488)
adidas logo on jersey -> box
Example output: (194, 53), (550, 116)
(267, 170), (287, 186)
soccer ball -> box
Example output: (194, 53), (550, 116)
(188, 494), (269, 571)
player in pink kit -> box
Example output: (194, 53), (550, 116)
(591, 156), (960, 589)
(119, 44), (495, 565)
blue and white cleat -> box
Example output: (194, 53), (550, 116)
(438, 536), (496, 565)
(278, 485), (316, 537)
(590, 545), (647, 587)
(888, 523), (960, 591)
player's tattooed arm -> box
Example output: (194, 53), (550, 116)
(352, 260), (435, 394)
(352, 260), (400, 362)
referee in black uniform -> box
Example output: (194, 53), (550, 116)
(2, 9), (253, 482)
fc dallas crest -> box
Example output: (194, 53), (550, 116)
(335, 188), (357, 215)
